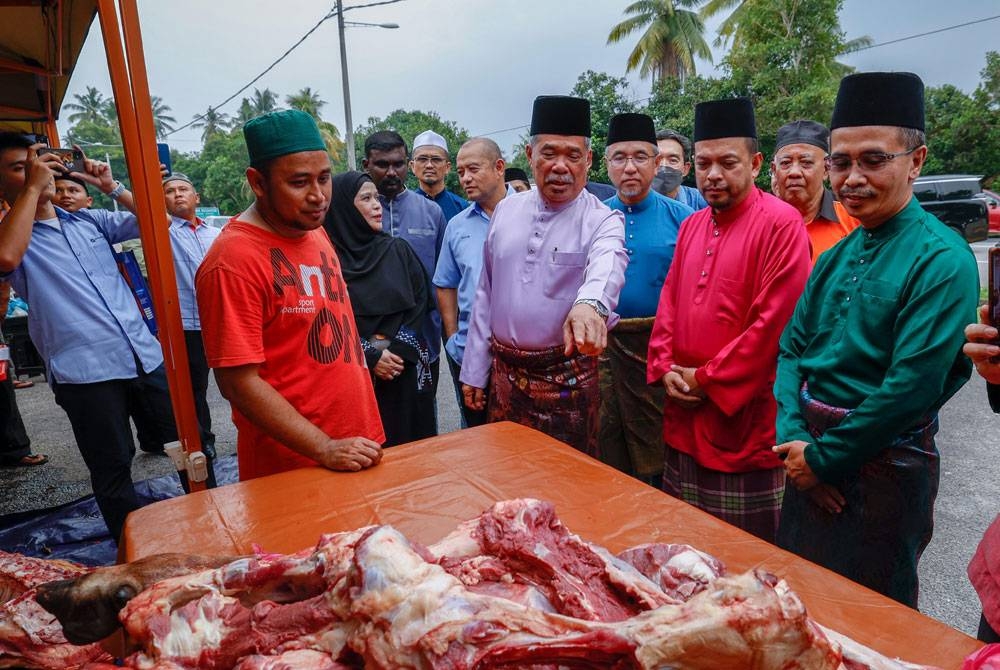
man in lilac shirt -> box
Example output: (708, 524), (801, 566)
(460, 96), (627, 456)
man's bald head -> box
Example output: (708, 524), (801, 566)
(459, 138), (502, 163)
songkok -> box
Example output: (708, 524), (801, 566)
(693, 97), (757, 142)
(606, 113), (657, 147)
(529, 96), (591, 137)
(831, 72), (924, 131)
(162, 172), (194, 187)
(504, 167), (529, 183)
(53, 173), (89, 191)
(243, 110), (326, 166)
(413, 130), (448, 152)
(775, 120), (830, 153)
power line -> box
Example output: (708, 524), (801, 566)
(164, 0), (404, 138)
(847, 14), (1000, 53)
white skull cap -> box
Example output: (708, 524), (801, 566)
(413, 129), (448, 152)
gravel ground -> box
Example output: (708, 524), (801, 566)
(0, 363), (995, 637)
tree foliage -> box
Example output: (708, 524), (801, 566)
(607, 0), (712, 85)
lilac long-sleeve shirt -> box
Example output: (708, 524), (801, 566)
(459, 188), (627, 388)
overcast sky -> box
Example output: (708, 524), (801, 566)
(58, 0), (998, 158)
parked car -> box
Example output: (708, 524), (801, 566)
(914, 175), (990, 243)
(204, 215), (231, 229)
(976, 188), (1000, 235)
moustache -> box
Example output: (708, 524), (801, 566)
(838, 187), (876, 198)
(544, 174), (575, 186)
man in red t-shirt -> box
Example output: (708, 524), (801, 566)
(196, 110), (384, 480)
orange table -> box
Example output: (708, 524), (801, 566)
(123, 422), (981, 668)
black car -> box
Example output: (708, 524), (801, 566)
(914, 174), (989, 243)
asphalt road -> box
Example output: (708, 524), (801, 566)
(971, 238), (997, 290)
(0, 358), (995, 638)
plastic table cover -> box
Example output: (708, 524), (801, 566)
(122, 421), (982, 667)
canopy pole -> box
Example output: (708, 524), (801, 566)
(95, 0), (206, 492)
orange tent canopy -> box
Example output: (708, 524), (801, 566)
(0, 0), (206, 493)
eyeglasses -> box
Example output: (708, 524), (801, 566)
(413, 155), (447, 166)
(607, 154), (652, 169)
(825, 147), (920, 173)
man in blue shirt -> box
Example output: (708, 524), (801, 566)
(363, 130), (446, 426)
(163, 173), (221, 467)
(411, 130), (468, 223)
(0, 132), (178, 543)
(433, 138), (512, 428)
(655, 129), (708, 211)
(600, 114), (693, 486)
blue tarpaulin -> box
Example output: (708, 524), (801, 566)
(0, 455), (238, 566)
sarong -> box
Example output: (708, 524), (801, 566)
(662, 446), (785, 543)
(598, 317), (665, 484)
(776, 384), (939, 608)
(488, 340), (599, 458)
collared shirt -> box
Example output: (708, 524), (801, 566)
(3, 207), (164, 384)
(381, 189), (448, 361)
(604, 190), (693, 318)
(168, 216), (221, 331)
(775, 196), (978, 481)
(460, 188), (628, 388)
(433, 186), (514, 364)
(416, 186), (468, 224)
(805, 189), (861, 263)
(676, 184), (708, 211)
(647, 187), (811, 472)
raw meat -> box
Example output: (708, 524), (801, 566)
(0, 550), (112, 669)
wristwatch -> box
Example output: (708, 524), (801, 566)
(574, 298), (609, 320)
(107, 181), (126, 201)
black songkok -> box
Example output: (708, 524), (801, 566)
(606, 113), (657, 147)
(529, 96), (591, 137)
(775, 120), (830, 153)
(504, 167), (529, 183)
(830, 72), (925, 131)
(693, 97), (757, 142)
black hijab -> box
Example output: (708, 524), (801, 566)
(324, 171), (423, 318)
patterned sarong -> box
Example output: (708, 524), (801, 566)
(776, 384), (940, 608)
(598, 317), (666, 484)
(488, 340), (599, 458)
(661, 447), (786, 543)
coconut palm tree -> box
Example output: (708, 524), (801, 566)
(150, 96), (177, 139)
(285, 87), (326, 120)
(607, 0), (712, 85)
(191, 107), (231, 142)
(64, 87), (108, 125)
(249, 88), (279, 117)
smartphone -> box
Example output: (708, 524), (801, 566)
(38, 147), (84, 173)
(157, 143), (172, 176)
(990, 244), (1000, 329)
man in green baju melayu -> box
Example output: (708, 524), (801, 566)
(773, 71), (979, 608)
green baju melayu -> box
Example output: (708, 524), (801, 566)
(775, 196), (979, 607)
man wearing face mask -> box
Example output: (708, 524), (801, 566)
(654, 129), (707, 211)
(771, 120), (859, 263)
(599, 113), (692, 486)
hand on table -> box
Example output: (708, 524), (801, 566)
(319, 437), (382, 472)
(562, 303), (607, 357)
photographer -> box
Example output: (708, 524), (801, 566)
(0, 132), (177, 543)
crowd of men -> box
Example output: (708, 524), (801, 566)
(0, 69), (994, 634)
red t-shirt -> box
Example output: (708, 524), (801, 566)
(196, 220), (384, 480)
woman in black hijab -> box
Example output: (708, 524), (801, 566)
(325, 171), (435, 447)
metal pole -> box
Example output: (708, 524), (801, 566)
(336, 0), (356, 170)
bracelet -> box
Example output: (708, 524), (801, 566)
(107, 181), (126, 200)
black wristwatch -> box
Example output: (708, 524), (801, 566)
(574, 298), (609, 320)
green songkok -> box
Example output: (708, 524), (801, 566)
(244, 110), (326, 167)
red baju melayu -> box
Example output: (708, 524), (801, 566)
(646, 187), (810, 539)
